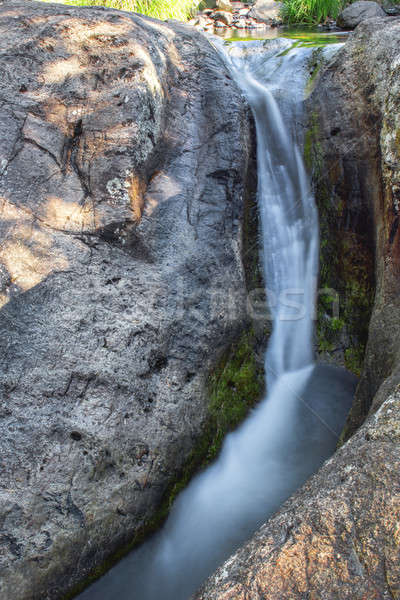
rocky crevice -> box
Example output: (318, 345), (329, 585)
(194, 17), (400, 599)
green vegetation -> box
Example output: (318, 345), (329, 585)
(280, 0), (345, 25)
(41, 0), (198, 21)
(278, 34), (344, 57)
(304, 109), (322, 172)
(168, 329), (265, 503)
(206, 329), (265, 459)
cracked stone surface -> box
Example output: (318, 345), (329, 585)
(0, 1), (252, 598)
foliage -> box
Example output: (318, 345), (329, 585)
(206, 330), (265, 460)
(280, 0), (345, 24)
(41, 0), (198, 21)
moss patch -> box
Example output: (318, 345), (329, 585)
(304, 110), (323, 172)
(166, 329), (265, 506)
(205, 328), (265, 462)
(304, 108), (374, 376)
(63, 328), (265, 600)
(305, 48), (324, 97)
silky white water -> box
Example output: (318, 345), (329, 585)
(78, 39), (354, 600)
(226, 39), (320, 385)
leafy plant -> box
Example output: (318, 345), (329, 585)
(40, 0), (199, 21)
(280, 0), (346, 24)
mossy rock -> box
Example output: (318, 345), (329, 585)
(304, 106), (374, 376)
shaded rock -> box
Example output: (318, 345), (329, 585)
(307, 17), (400, 436)
(0, 0), (253, 598)
(190, 14), (213, 28)
(249, 0), (282, 23)
(198, 0), (218, 8)
(382, 0), (400, 15)
(337, 0), (386, 28)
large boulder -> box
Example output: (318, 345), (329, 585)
(194, 17), (400, 600)
(216, 0), (232, 12)
(249, 0), (282, 23)
(0, 0), (253, 598)
(212, 10), (234, 25)
(337, 0), (386, 28)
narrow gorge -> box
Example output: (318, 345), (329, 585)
(75, 35), (357, 600)
(0, 1), (399, 599)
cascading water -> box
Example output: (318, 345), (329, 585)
(227, 40), (320, 385)
(78, 38), (355, 600)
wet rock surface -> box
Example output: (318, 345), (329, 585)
(382, 0), (400, 15)
(194, 18), (400, 600)
(309, 17), (400, 436)
(0, 1), (252, 598)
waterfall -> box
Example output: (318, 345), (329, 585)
(77, 38), (355, 600)
(225, 40), (320, 384)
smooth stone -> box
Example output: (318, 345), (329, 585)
(337, 0), (386, 28)
(249, 0), (282, 23)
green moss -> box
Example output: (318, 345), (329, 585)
(63, 328), (264, 600)
(305, 62), (321, 96)
(395, 128), (400, 156)
(206, 329), (265, 462)
(304, 107), (374, 376)
(304, 110), (322, 173)
(305, 48), (324, 96)
(344, 347), (365, 377)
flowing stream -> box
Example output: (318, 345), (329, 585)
(78, 38), (355, 600)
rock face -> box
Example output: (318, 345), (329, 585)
(309, 17), (400, 437)
(337, 0), (386, 28)
(216, 0), (232, 12)
(382, 0), (400, 15)
(213, 10), (233, 25)
(249, 0), (282, 24)
(194, 17), (400, 600)
(0, 1), (252, 598)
